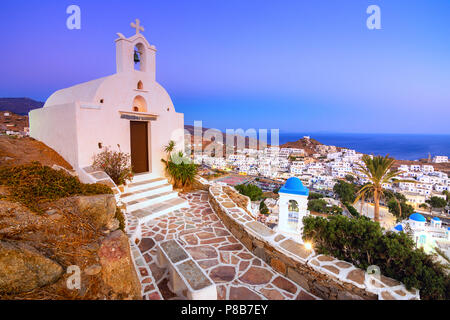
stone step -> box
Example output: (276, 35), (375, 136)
(126, 191), (179, 213)
(131, 172), (158, 184)
(131, 198), (189, 224)
(127, 177), (168, 193)
(121, 183), (173, 203)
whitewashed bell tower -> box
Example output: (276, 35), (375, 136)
(278, 177), (309, 241)
(115, 19), (157, 81)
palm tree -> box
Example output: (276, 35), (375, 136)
(162, 140), (176, 178)
(352, 155), (412, 223)
(163, 140), (176, 161)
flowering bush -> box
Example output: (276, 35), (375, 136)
(92, 147), (133, 186)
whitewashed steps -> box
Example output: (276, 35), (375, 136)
(125, 190), (179, 213)
(121, 183), (173, 203)
(132, 198), (188, 224)
(122, 173), (189, 226)
(127, 177), (168, 193)
(132, 172), (158, 183)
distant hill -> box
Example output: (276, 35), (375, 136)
(184, 125), (265, 150)
(0, 98), (44, 115)
(281, 137), (324, 155)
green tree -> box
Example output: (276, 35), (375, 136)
(384, 191), (411, 221)
(235, 184), (263, 201)
(352, 155), (412, 223)
(333, 180), (356, 204)
(387, 198), (414, 222)
(426, 196), (447, 209)
(443, 190), (449, 203)
(308, 192), (324, 200)
(307, 199), (328, 213)
(384, 191), (407, 203)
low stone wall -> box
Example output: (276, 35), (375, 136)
(208, 184), (420, 300)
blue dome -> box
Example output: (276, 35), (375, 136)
(409, 213), (426, 222)
(394, 224), (403, 232)
(279, 177), (309, 196)
(432, 217), (441, 221)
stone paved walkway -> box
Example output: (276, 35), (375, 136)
(135, 191), (318, 300)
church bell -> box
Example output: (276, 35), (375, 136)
(134, 51), (140, 63)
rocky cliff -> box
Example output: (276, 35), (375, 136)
(0, 194), (141, 299)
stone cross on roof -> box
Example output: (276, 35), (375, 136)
(131, 19), (144, 35)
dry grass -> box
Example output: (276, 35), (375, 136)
(0, 136), (72, 169)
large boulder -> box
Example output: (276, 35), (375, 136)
(73, 195), (116, 229)
(0, 241), (63, 294)
(98, 230), (142, 299)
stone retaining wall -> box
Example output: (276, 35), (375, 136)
(208, 184), (420, 300)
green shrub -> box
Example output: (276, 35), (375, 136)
(308, 199), (343, 215)
(308, 192), (324, 200)
(329, 205), (343, 215)
(303, 215), (450, 300)
(307, 199), (328, 213)
(0, 162), (113, 212)
(92, 147), (133, 186)
(259, 200), (269, 215)
(235, 184), (263, 201)
(162, 152), (198, 190)
(333, 180), (357, 204)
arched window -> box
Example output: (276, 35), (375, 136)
(137, 81), (143, 90)
(288, 200), (299, 231)
(132, 95), (147, 113)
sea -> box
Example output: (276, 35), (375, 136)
(274, 133), (450, 161)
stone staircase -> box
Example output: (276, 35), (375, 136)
(120, 172), (189, 225)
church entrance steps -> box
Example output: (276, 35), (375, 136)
(131, 197), (189, 224)
(125, 190), (179, 213)
(131, 172), (158, 183)
(127, 177), (168, 193)
(121, 183), (173, 203)
(123, 174), (189, 242)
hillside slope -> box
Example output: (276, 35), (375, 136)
(0, 136), (72, 169)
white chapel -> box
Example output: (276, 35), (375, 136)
(29, 20), (185, 183)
